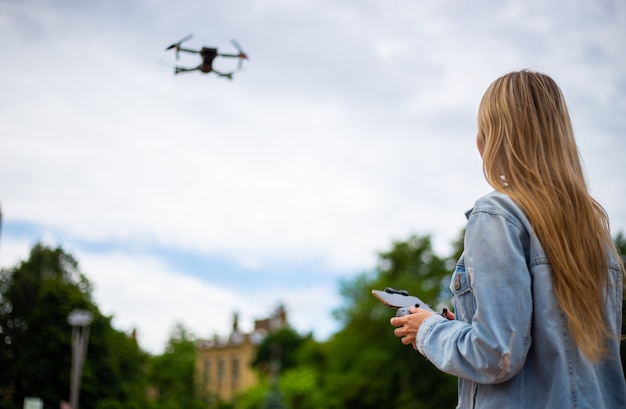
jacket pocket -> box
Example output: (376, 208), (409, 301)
(450, 256), (476, 322)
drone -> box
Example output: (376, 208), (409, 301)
(164, 35), (249, 79)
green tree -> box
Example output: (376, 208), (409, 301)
(237, 382), (269, 409)
(246, 328), (320, 409)
(261, 381), (287, 409)
(88, 316), (148, 409)
(323, 234), (458, 409)
(0, 243), (147, 409)
(237, 233), (462, 408)
(251, 327), (310, 376)
(278, 366), (324, 409)
(147, 323), (206, 409)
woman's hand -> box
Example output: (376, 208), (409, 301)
(442, 308), (455, 320)
(390, 307), (436, 350)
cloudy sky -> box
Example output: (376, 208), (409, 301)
(1, 0), (624, 354)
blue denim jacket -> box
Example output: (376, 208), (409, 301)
(416, 191), (626, 409)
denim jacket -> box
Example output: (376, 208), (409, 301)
(416, 191), (626, 409)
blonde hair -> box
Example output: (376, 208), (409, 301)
(477, 70), (621, 361)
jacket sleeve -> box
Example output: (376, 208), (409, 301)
(416, 205), (533, 384)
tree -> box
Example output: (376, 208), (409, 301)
(0, 243), (147, 409)
(147, 323), (206, 409)
(238, 234), (460, 409)
(261, 381), (287, 409)
(322, 234), (458, 409)
(251, 327), (310, 376)
(278, 366), (324, 409)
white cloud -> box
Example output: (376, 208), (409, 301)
(81, 252), (245, 353)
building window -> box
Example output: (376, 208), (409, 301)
(217, 359), (225, 384)
(203, 359), (211, 385)
(232, 358), (240, 382)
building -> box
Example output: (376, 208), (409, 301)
(195, 306), (287, 405)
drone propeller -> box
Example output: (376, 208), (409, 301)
(165, 34), (193, 60)
(230, 39), (249, 68)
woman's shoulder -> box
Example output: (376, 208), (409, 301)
(469, 191), (531, 228)
(472, 190), (521, 214)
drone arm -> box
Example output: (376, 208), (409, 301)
(217, 52), (243, 58)
(218, 52), (248, 70)
(175, 47), (200, 54)
(173, 65), (201, 74)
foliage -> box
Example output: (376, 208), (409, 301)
(237, 234), (461, 409)
(278, 367), (325, 409)
(243, 327), (323, 409)
(237, 382), (269, 409)
(0, 243), (147, 409)
(261, 381), (287, 409)
(323, 234), (458, 409)
(147, 323), (207, 409)
(251, 327), (310, 376)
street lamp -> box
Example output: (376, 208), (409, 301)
(68, 309), (93, 409)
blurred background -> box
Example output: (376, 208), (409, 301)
(1, 0), (624, 362)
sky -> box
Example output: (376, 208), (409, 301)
(1, 0), (624, 354)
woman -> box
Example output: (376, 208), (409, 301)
(390, 70), (625, 408)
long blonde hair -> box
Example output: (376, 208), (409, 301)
(477, 70), (620, 361)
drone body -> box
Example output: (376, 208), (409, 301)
(165, 35), (248, 79)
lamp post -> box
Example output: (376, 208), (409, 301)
(68, 309), (93, 409)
